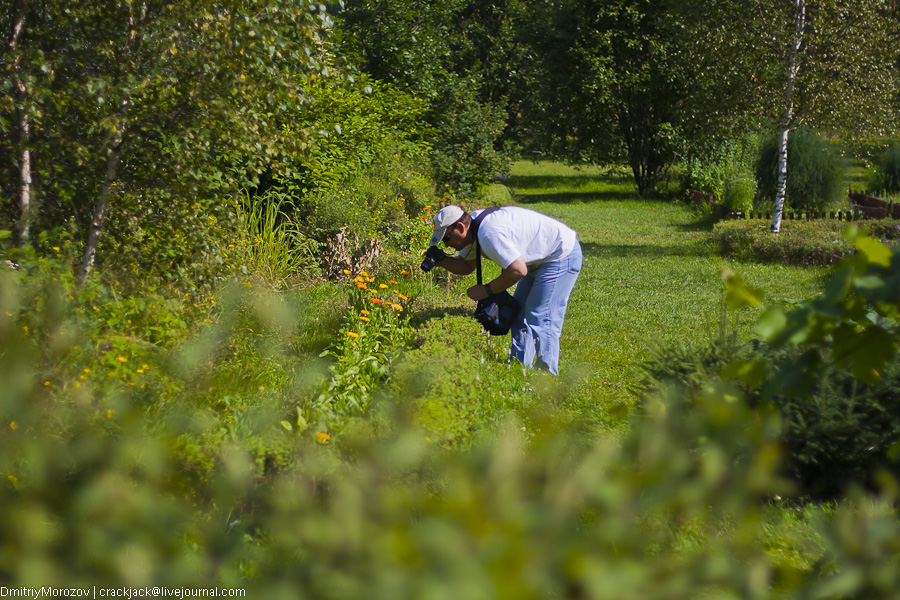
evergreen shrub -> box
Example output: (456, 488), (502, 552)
(637, 327), (900, 500)
(755, 128), (846, 212)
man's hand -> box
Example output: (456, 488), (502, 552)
(467, 283), (491, 301)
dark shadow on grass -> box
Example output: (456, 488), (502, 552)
(515, 190), (638, 205)
(408, 305), (472, 328)
(581, 240), (713, 259)
(505, 173), (634, 191)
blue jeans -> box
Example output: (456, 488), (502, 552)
(509, 243), (582, 375)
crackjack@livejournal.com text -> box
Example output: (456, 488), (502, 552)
(0, 588), (246, 599)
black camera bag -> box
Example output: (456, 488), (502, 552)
(472, 207), (521, 336)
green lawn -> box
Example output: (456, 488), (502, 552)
(502, 161), (826, 420)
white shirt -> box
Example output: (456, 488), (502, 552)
(458, 206), (578, 269)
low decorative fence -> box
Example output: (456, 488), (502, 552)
(690, 189), (899, 221)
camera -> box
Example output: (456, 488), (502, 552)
(420, 245), (447, 272)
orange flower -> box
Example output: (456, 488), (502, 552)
(389, 280), (398, 284)
(393, 304), (404, 312)
(316, 432), (331, 443)
(379, 284), (389, 289)
(370, 298), (383, 304)
(360, 309), (370, 315)
(359, 316), (370, 322)
(347, 331), (359, 338)
(398, 294), (409, 300)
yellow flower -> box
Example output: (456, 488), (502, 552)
(343, 269), (351, 275)
(316, 432), (331, 443)
(360, 271), (369, 277)
(379, 284), (389, 289)
(107, 409), (115, 419)
(9, 421), (17, 430)
(356, 283), (368, 289)
(136, 369), (144, 374)
(83, 367), (91, 373)
(142, 364), (149, 370)
(43, 380), (50, 386)
(359, 316), (370, 322)
(116, 356), (127, 363)
(360, 309), (370, 315)
(400, 270), (410, 275)
(347, 331), (359, 338)
(392, 304), (404, 312)
(52, 246), (60, 252)
(398, 294), (409, 300)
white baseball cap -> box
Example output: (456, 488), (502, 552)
(428, 205), (465, 246)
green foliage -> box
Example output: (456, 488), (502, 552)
(286, 75), (434, 196)
(755, 128), (847, 211)
(101, 190), (241, 297)
(236, 189), (320, 287)
(297, 147), (437, 245)
(713, 219), (859, 266)
(429, 77), (511, 199)
(681, 136), (761, 209)
(639, 310), (900, 499)
(870, 142), (900, 194)
(295, 272), (416, 434)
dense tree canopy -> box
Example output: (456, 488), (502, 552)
(1, 0), (334, 281)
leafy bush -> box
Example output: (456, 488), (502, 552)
(723, 171), (756, 213)
(428, 77), (511, 199)
(284, 74), (434, 196)
(679, 136), (761, 206)
(870, 142), (900, 194)
(755, 128), (846, 212)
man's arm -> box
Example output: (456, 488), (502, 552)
(437, 255), (477, 275)
(467, 256), (527, 301)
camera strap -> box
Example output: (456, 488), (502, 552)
(472, 207), (502, 286)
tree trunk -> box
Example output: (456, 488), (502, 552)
(77, 98), (128, 287)
(18, 114), (32, 245)
(8, 0), (32, 246)
(771, 0), (806, 234)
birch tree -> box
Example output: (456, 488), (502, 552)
(681, 0), (899, 233)
(1, 0), (335, 283)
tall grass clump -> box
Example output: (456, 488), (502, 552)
(237, 189), (320, 286)
(755, 127), (846, 212)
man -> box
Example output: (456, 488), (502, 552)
(427, 204), (582, 375)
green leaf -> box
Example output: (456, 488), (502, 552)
(720, 359), (769, 387)
(756, 305), (787, 340)
(722, 270), (763, 310)
(856, 236), (893, 268)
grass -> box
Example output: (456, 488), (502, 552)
(499, 160), (826, 427)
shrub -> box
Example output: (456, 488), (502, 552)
(428, 77), (511, 199)
(755, 128), (846, 212)
(871, 143), (900, 194)
(712, 219), (854, 266)
(679, 136), (761, 205)
(723, 171), (756, 213)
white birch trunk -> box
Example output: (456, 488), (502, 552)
(771, 0), (806, 234)
(77, 99), (128, 287)
(8, 0), (32, 245)
(18, 114), (32, 245)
